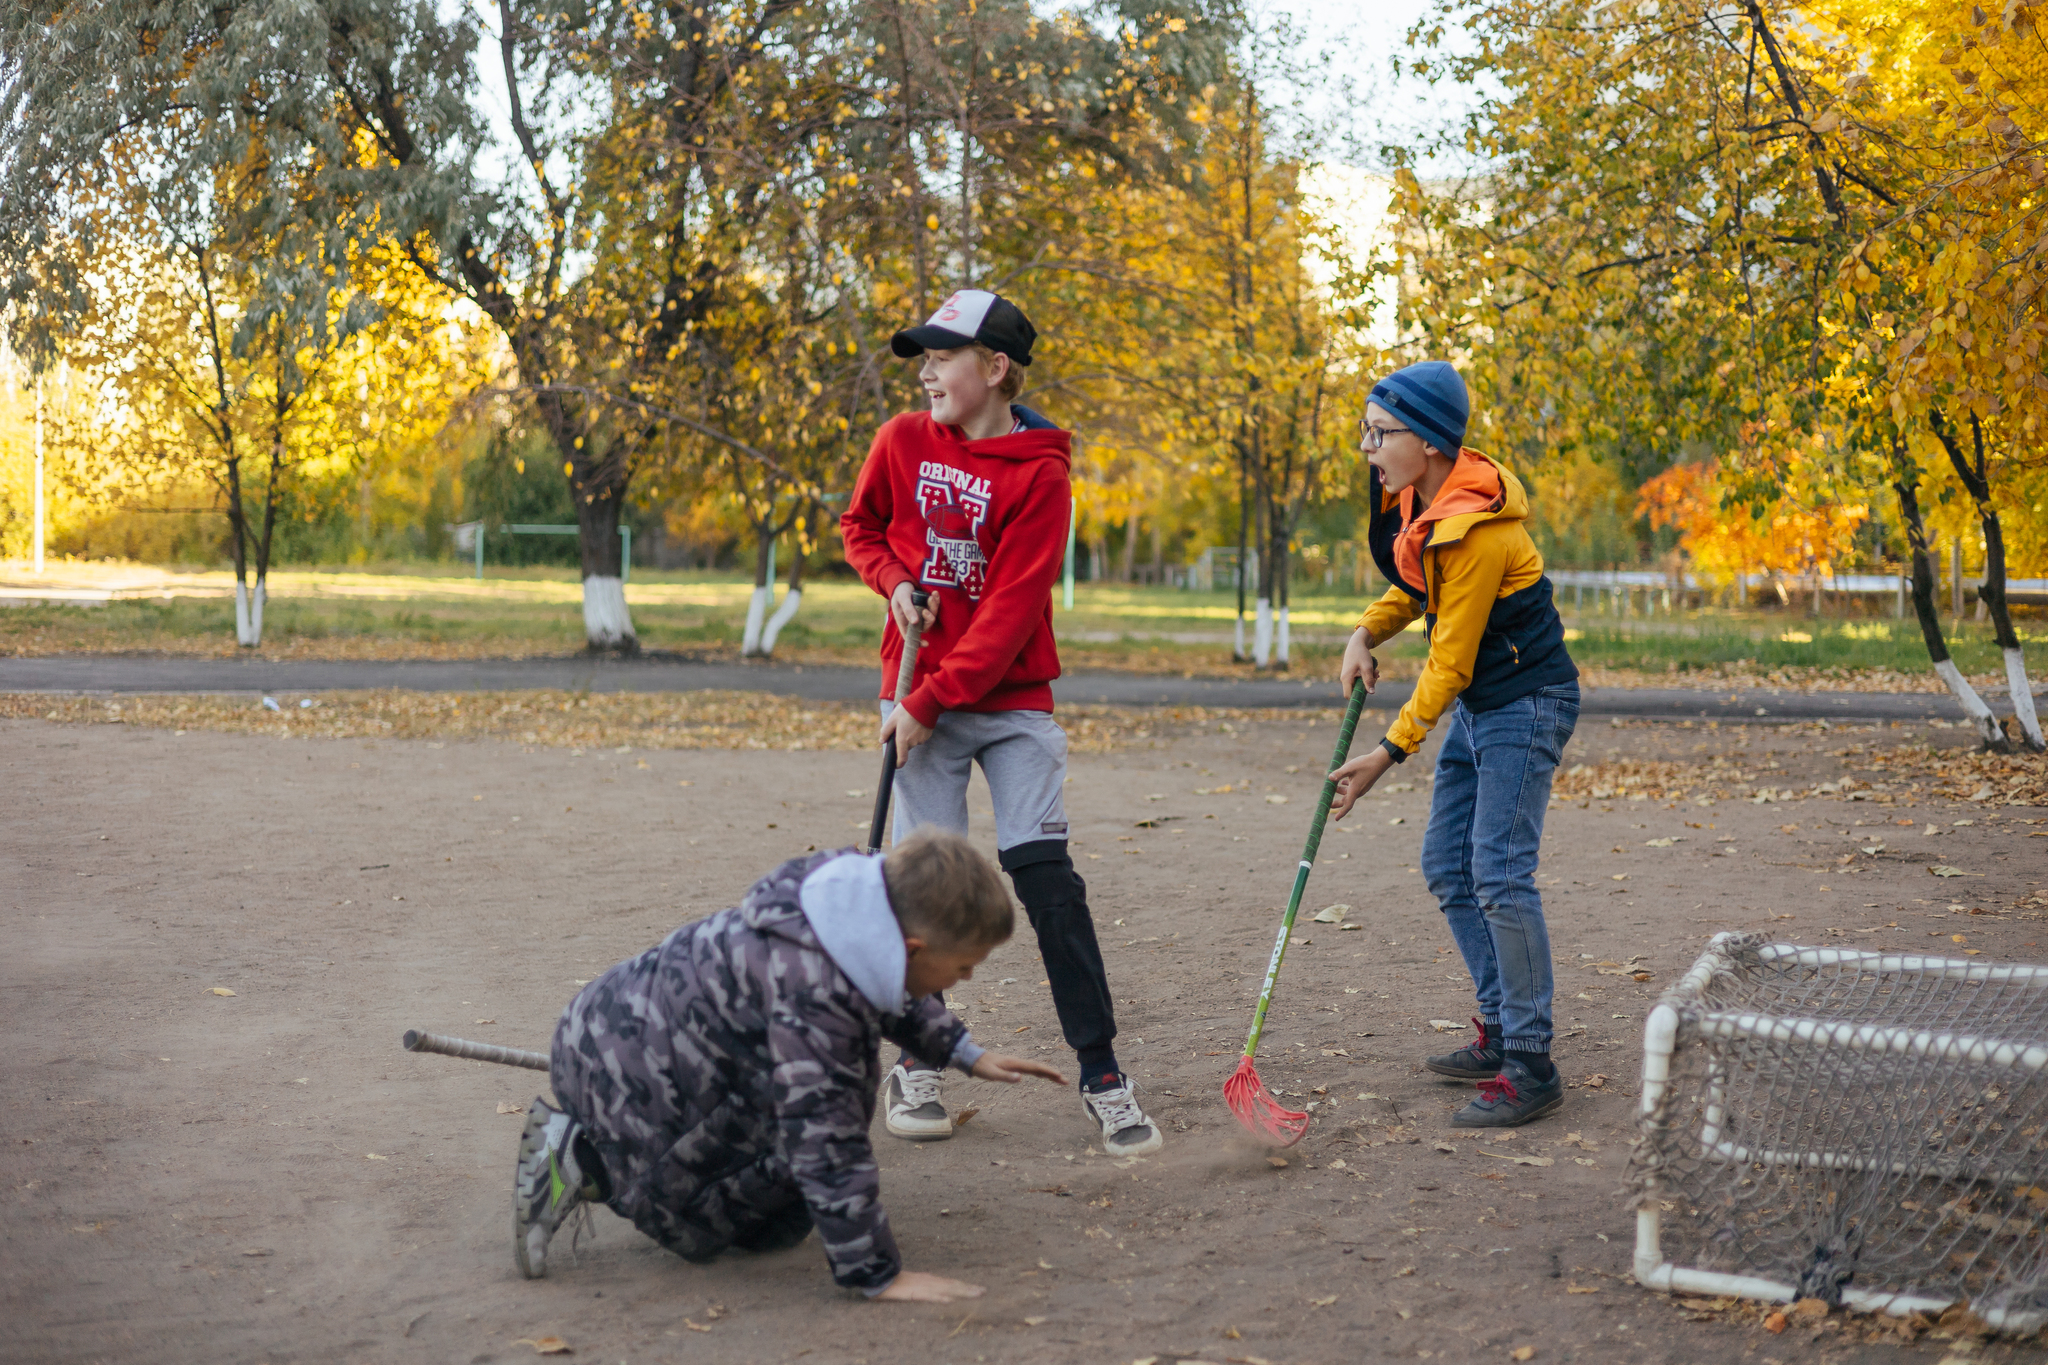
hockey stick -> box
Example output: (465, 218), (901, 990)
(402, 1027), (549, 1071)
(864, 587), (931, 854)
(1223, 678), (1369, 1146)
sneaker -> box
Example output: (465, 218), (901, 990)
(883, 1064), (954, 1141)
(1450, 1056), (1564, 1128)
(1081, 1072), (1165, 1156)
(1425, 1016), (1503, 1081)
(513, 1097), (601, 1278)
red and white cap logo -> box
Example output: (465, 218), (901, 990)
(927, 289), (997, 337)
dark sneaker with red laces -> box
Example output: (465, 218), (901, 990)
(1451, 1056), (1564, 1128)
(1425, 1016), (1503, 1081)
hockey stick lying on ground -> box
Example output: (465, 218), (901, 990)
(1224, 677), (1369, 1146)
(402, 1028), (549, 1071)
(864, 588), (931, 854)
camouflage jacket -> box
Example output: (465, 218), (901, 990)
(551, 848), (979, 1291)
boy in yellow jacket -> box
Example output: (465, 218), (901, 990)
(1326, 361), (1580, 1128)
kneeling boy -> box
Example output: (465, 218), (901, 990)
(513, 828), (1064, 1302)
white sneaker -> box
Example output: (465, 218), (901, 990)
(883, 1064), (953, 1141)
(1082, 1074), (1165, 1156)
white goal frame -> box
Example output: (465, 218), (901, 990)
(1634, 934), (2048, 1332)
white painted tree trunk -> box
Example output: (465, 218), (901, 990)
(741, 585), (771, 656)
(234, 578), (266, 647)
(759, 587), (803, 655)
(2004, 647), (2045, 751)
(1933, 658), (2005, 748)
(1276, 604), (1291, 666)
(1253, 596), (1273, 667)
(581, 575), (635, 649)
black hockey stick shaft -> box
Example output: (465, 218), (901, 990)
(866, 589), (930, 853)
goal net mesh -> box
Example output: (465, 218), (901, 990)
(1629, 932), (2048, 1326)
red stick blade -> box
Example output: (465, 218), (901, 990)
(1223, 1056), (1309, 1147)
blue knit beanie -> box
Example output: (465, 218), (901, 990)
(1370, 361), (1468, 457)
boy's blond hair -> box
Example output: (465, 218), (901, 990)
(884, 826), (1014, 948)
(972, 344), (1028, 403)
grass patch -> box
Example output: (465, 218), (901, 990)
(0, 567), (2036, 687)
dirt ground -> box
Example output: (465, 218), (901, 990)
(6, 709), (2047, 1365)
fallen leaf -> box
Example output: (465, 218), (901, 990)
(1312, 904), (1351, 924)
(1265, 794), (1288, 804)
(1222, 1326), (1243, 1340)
(1631, 971), (1654, 982)
(241, 1247), (273, 1257)
(683, 1319), (713, 1332)
(1022, 1316), (1048, 1327)
(1931, 865), (1981, 877)
(1644, 837), (1676, 847)
(1481, 1150), (1555, 1167)
(474, 1018), (496, 1025)
(1309, 1294), (1338, 1307)
(1388, 816), (1405, 825)
(1763, 1310), (1788, 1333)
(497, 1102), (526, 1115)
(1610, 874), (1628, 881)
(1566, 1284), (1598, 1294)
(513, 1337), (575, 1355)
(1396, 1265), (1416, 1277)
(1266, 1156), (1289, 1169)
(1791, 1297), (1829, 1319)
(1512, 1348), (1537, 1361)
(209, 987), (236, 997)
(1428, 1019), (1461, 1031)
(952, 1106), (980, 1129)
(365, 1153), (388, 1161)
(1433, 1141), (1458, 1154)
(1582, 1074), (1609, 1090)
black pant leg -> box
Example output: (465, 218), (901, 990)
(1002, 839), (1119, 1077)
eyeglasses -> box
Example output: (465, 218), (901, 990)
(1359, 420), (1415, 451)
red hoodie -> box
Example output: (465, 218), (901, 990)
(841, 408), (1071, 728)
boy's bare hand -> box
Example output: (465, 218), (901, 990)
(1328, 745), (1395, 822)
(970, 1053), (1069, 1086)
(879, 706), (934, 764)
(1340, 627), (1378, 695)
(890, 581), (940, 634)
(875, 1271), (986, 1303)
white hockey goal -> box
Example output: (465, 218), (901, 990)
(1631, 932), (2048, 1331)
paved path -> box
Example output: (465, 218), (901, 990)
(0, 652), (2008, 722)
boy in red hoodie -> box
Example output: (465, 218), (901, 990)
(840, 290), (1162, 1157)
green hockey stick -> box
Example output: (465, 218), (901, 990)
(1224, 677), (1370, 1144)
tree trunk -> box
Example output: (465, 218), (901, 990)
(1234, 443), (1249, 662)
(1122, 514), (1138, 584)
(742, 523), (775, 657)
(1252, 492), (1273, 668)
(758, 534), (809, 656)
(1892, 445), (2005, 750)
(1268, 507), (1290, 670)
(534, 387), (636, 653)
(1928, 410), (2042, 751)
(226, 453), (257, 648)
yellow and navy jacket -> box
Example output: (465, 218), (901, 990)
(1358, 449), (1578, 760)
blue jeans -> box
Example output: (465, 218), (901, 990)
(1419, 683), (1579, 1055)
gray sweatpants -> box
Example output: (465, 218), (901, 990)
(881, 704), (1070, 850)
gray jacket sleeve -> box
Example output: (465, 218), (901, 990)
(884, 993), (981, 1072)
(766, 989), (901, 1290)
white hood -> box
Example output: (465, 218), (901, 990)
(798, 852), (907, 1013)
